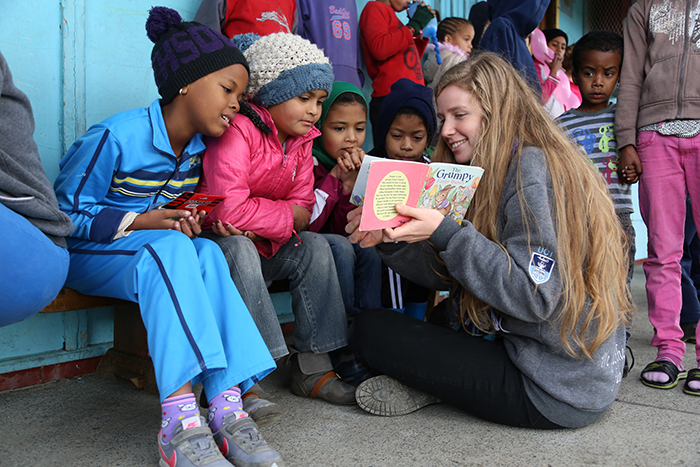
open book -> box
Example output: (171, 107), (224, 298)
(350, 156), (483, 231)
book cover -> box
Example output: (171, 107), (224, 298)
(161, 192), (226, 214)
(355, 159), (483, 231)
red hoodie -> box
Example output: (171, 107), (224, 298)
(359, 1), (428, 98)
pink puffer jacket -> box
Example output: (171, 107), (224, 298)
(200, 103), (318, 258)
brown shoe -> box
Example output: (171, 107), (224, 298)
(290, 352), (356, 405)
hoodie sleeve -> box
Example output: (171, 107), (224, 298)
(53, 128), (131, 243)
(360, 3), (415, 62)
(279, 139), (316, 213)
(615, 1), (647, 149)
(193, 0), (227, 32)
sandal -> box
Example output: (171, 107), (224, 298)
(640, 360), (688, 389)
(683, 368), (700, 396)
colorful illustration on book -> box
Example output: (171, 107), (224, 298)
(373, 170), (410, 221)
(353, 158), (484, 231)
(416, 167), (481, 224)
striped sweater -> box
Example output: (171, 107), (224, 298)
(558, 104), (633, 214)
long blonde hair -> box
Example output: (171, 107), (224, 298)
(432, 53), (632, 360)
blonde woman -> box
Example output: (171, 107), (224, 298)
(346, 53), (632, 429)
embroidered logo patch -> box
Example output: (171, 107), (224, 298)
(529, 252), (555, 284)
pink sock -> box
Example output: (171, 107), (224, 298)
(688, 368), (700, 391)
(644, 356), (684, 384)
(160, 394), (201, 443)
(207, 387), (247, 433)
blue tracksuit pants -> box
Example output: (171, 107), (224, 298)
(65, 230), (275, 402)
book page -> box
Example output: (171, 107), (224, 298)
(349, 155), (383, 206)
(359, 160), (428, 231)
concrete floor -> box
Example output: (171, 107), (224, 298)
(1, 264), (699, 467)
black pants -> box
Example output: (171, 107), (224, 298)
(349, 309), (563, 429)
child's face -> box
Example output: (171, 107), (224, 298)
(184, 63), (248, 137)
(321, 103), (367, 159)
(268, 89), (327, 144)
(574, 50), (621, 113)
(384, 113), (429, 162)
(437, 85), (483, 164)
(547, 35), (567, 59)
(379, 0), (412, 12)
(445, 23), (475, 55)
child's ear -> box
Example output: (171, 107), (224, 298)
(443, 34), (454, 45)
(572, 74), (578, 86)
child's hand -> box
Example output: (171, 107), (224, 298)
(346, 206), (389, 248)
(212, 220), (263, 242)
(330, 148), (365, 194)
(548, 53), (563, 76)
(129, 209), (194, 232)
(406, 3), (433, 34)
(291, 204), (310, 232)
(618, 145), (642, 184)
(173, 208), (206, 238)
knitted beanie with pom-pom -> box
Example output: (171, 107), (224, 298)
(231, 32), (333, 108)
(146, 6), (248, 105)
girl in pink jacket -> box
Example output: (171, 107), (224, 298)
(198, 32), (357, 415)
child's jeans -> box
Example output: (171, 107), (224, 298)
(323, 234), (382, 314)
(637, 130), (700, 364)
(204, 231), (349, 359)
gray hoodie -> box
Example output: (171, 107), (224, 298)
(378, 146), (626, 428)
(0, 50), (73, 247)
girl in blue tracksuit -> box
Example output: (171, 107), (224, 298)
(53, 7), (282, 467)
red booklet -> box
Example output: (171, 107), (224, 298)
(161, 192), (226, 214)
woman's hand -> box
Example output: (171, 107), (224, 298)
(346, 204), (444, 247)
(383, 204), (445, 243)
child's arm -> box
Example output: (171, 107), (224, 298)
(279, 143), (317, 231)
(615, 1), (647, 154)
(54, 128), (136, 243)
(535, 61), (558, 104)
(618, 145), (642, 184)
(309, 149), (363, 233)
(203, 125), (299, 243)
(360, 4), (417, 62)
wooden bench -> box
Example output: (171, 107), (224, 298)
(40, 288), (157, 393)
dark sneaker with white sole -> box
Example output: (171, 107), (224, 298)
(355, 375), (441, 416)
(158, 416), (231, 467)
(212, 413), (284, 467)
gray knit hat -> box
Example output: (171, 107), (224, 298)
(232, 32), (333, 107)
